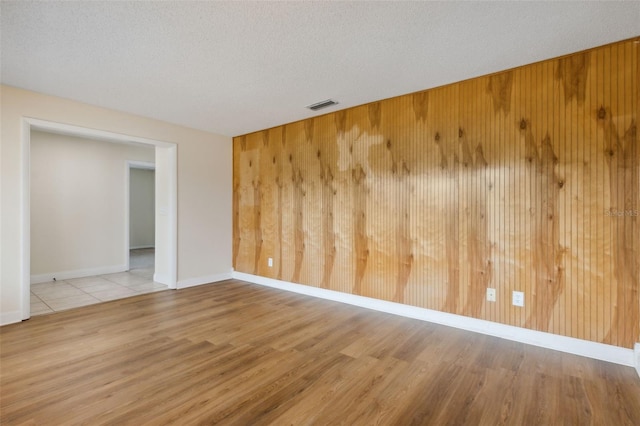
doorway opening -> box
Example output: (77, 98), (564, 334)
(127, 161), (156, 283)
(127, 161), (156, 268)
(21, 118), (177, 319)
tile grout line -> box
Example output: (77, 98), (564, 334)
(30, 251), (158, 316)
(31, 291), (56, 313)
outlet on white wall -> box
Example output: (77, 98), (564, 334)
(268, 257), (273, 268)
(486, 288), (496, 302)
(512, 291), (524, 307)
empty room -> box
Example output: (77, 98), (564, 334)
(1, 1), (639, 424)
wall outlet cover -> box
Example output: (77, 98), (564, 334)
(512, 291), (524, 307)
(268, 257), (273, 268)
(486, 288), (496, 302)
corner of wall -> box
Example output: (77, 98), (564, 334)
(153, 272), (171, 286)
(635, 343), (640, 378)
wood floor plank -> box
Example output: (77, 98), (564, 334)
(1, 279), (639, 425)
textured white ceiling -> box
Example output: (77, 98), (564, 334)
(2, 1), (639, 137)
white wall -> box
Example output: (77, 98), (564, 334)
(130, 168), (155, 249)
(154, 147), (173, 285)
(1, 85), (233, 324)
(30, 131), (154, 281)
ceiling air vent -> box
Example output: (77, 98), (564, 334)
(306, 99), (338, 111)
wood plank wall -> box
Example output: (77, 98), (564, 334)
(233, 38), (639, 349)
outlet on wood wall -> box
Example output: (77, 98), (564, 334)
(233, 38), (639, 349)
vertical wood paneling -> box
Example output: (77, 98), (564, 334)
(232, 38), (640, 349)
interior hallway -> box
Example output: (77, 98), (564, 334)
(30, 248), (167, 315)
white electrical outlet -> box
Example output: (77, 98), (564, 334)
(512, 291), (524, 307)
(486, 288), (496, 302)
(268, 257), (273, 268)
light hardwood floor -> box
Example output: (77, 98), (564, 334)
(1, 280), (639, 425)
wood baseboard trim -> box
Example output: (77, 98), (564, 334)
(31, 264), (128, 284)
(232, 271), (635, 368)
(177, 272), (233, 289)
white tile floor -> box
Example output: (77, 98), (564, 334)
(30, 249), (167, 316)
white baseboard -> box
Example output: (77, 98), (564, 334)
(130, 245), (155, 250)
(232, 272), (635, 368)
(178, 271), (233, 289)
(31, 264), (128, 284)
(1, 310), (23, 326)
(635, 343), (640, 378)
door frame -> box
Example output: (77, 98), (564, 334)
(21, 118), (178, 320)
